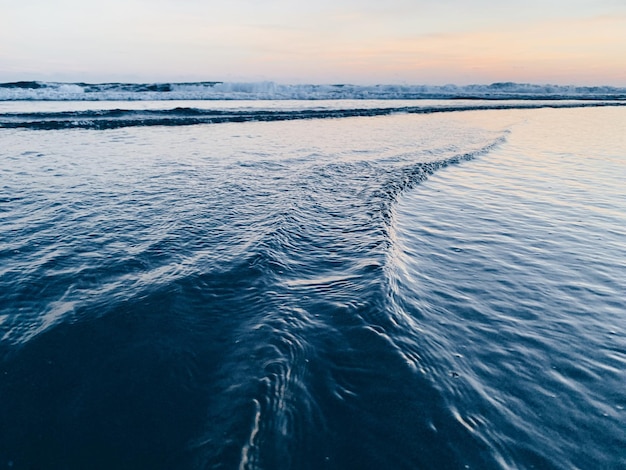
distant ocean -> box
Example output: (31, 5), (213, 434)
(1, 82), (625, 469)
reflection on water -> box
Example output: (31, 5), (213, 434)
(1, 104), (625, 469)
(393, 106), (626, 469)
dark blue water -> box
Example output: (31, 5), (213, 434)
(1, 100), (620, 130)
(1, 103), (625, 469)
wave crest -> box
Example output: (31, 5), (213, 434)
(2, 80), (626, 101)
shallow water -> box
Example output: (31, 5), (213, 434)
(392, 107), (626, 469)
(0, 103), (624, 469)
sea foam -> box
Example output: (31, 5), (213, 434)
(1, 80), (625, 101)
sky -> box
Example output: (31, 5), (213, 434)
(1, 0), (626, 86)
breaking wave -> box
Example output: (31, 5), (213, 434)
(1, 80), (626, 101)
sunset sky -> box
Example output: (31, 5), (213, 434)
(2, 0), (625, 85)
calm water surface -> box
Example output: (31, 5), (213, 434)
(392, 107), (626, 469)
(0, 103), (624, 469)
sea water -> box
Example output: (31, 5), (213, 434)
(0, 101), (625, 469)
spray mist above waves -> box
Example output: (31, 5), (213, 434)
(1, 80), (626, 101)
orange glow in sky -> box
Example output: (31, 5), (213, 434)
(1, 1), (625, 85)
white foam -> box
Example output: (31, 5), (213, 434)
(1, 81), (625, 101)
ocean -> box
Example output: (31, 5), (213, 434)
(1, 82), (625, 469)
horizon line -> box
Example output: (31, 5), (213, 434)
(2, 79), (626, 89)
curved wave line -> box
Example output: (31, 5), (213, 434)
(1, 102), (623, 130)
